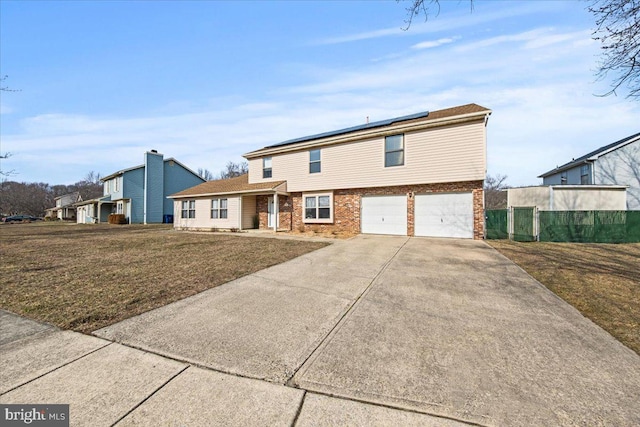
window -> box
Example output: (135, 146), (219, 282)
(385, 134), (404, 167)
(211, 198), (228, 219)
(263, 157), (272, 178)
(181, 200), (195, 219)
(309, 149), (321, 174)
(116, 201), (123, 214)
(560, 171), (567, 184)
(304, 193), (333, 223)
(580, 164), (590, 185)
(115, 177), (119, 192)
(104, 181), (110, 195)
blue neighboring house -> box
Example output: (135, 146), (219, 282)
(76, 150), (206, 224)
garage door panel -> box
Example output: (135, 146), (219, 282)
(415, 193), (473, 238)
(361, 196), (407, 236)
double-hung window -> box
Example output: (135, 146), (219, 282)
(304, 193), (333, 223)
(181, 200), (196, 219)
(211, 198), (228, 219)
(560, 171), (568, 184)
(385, 134), (404, 167)
(309, 149), (321, 174)
(263, 157), (272, 178)
(580, 165), (590, 185)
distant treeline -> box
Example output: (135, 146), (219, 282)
(0, 172), (103, 217)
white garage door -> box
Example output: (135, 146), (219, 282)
(415, 192), (474, 238)
(361, 195), (407, 235)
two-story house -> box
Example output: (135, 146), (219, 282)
(76, 150), (205, 224)
(170, 104), (491, 239)
(538, 132), (640, 210)
(46, 192), (82, 220)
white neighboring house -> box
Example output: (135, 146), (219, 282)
(46, 192), (82, 220)
(538, 132), (640, 210)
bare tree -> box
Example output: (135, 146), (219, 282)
(83, 171), (102, 185)
(0, 181), (52, 216)
(400, 0), (640, 99)
(0, 152), (16, 178)
(484, 174), (509, 210)
(0, 75), (20, 92)
(198, 168), (215, 181)
(219, 161), (248, 180)
(590, 0), (640, 98)
(401, 0), (473, 29)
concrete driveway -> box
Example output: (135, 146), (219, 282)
(3, 235), (639, 426)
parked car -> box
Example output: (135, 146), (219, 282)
(2, 215), (43, 223)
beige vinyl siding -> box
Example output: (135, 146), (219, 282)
(248, 121), (486, 192)
(173, 197), (241, 229)
(242, 196), (257, 229)
(507, 186), (627, 211)
(553, 188), (626, 211)
(508, 187), (551, 210)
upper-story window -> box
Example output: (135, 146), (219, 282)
(114, 177), (119, 192)
(263, 157), (272, 179)
(560, 171), (567, 184)
(104, 181), (110, 195)
(385, 135), (404, 167)
(211, 198), (228, 219)
(309, 149), (321, 174)
(580, 164), (590, 185)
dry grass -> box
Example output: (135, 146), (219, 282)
(0, 223), (328, 333)
(487, 240), (640, 354)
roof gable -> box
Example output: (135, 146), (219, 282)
(101, 157), (204, 182)
(539, 132), (640, 177)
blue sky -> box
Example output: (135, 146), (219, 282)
(1, 0), (638, 187)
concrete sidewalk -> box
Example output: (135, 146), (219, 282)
(0, 310), (464, 427)
(2, 235), (640, 426)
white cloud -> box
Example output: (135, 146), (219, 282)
(3, 19), (639, 188)
(412, 36), (460, 49)
(314, 2), (552, 45)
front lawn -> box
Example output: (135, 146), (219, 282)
(488, 240), (640, 355)
(0, 223), (328, 333)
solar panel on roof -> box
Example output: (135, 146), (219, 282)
(265, 110), (430, 149)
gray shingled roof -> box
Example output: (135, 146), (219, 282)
(539, 131), (640, 177)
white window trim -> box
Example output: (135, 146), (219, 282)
(211, 198), (228, 219)
(303, 192), (334, 224)
(181, 200), (196, 219)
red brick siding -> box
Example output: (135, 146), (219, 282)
(279, 180), (484, 239)
(257, 194), (293, 230)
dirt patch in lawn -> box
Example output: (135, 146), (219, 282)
(0, 223), (329, 333)
(487, 240), (640, 355)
